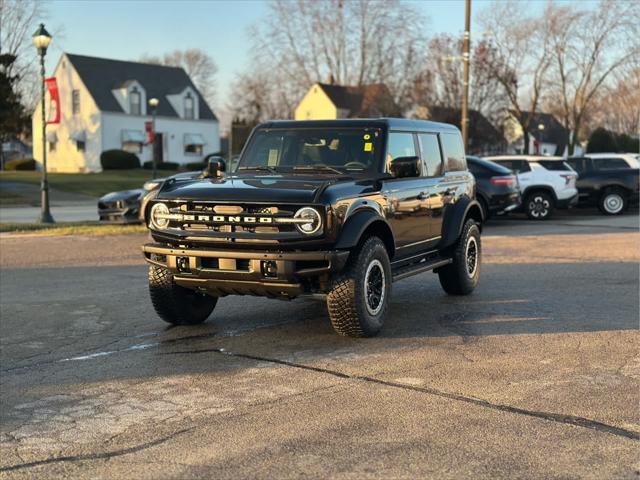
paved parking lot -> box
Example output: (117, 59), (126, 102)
(0, 211), (638, 479)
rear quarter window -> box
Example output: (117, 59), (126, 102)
(440, 132), (466, 171)
(593, 158), (630, 170)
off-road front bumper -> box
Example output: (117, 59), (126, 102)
(142, 243), (350, 298)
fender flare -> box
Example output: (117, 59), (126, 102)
(440, 197), (483, 248)
(521, 185), (558, 202)
(334, 209), (395, 256)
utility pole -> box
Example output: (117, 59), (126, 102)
(461, 0), (471, 149)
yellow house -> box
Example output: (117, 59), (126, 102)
(295, 82), (400, 120)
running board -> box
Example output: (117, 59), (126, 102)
(392, 256), (452, 282)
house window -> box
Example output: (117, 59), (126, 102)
(72, 90), (80, 114)
(130, 88), (141, 115)
(184, 133), (205, 155)
(76, 141), (86, 152)
(122, 141), (142, 153)
(184, 93), (194, 119)
(184, 143), (203, 155)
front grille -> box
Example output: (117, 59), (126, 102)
(155, 201), (323, 243)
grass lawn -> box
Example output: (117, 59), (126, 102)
(0, 221), (148, 236)
(0, 169), (178, 198)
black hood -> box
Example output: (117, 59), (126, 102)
(157, 173), (344, 204)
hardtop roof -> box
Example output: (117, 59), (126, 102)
(257, 118), (460, 133)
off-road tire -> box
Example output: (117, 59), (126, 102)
(148, 265), (217, 325)
(438, 219), (481, 295)
(598, 187), (627, 215)
(326, 237), (391, 338)
(525, 190), (555, 220)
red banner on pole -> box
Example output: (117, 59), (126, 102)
(145, 121), (154, 144)
(45, 77), (60, 124)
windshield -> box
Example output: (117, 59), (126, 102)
(237, 128), (383, 174)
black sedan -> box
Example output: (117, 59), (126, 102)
(466, 156), (521, 220)
(97, 189), (144, 223)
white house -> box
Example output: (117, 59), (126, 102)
(502, 111), (583, 157)
(33, 53), (220, 173)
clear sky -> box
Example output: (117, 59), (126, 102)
(43, 0), (597, 114)
(43, 0), (481, 108)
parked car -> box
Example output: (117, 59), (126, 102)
(564, 156), (639, 215)
(98, 171), (202, 224)
(580, 153), (640, 170)
(97, 189), (144, 223)
(143, 119), (484, 337)
(484, 155), (578, 220)
(466, 156), (520, 220)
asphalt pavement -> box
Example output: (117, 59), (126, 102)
(0, 212), (638, 479)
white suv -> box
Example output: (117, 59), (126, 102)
(485, 155), (578, 220)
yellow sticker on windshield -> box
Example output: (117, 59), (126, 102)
(364, 142), (373, 152)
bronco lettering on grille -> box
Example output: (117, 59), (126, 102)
(187, 215), (274, 224)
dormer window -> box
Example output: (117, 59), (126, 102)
(184, 93), (194, 120)
(130, 87), (141, 115)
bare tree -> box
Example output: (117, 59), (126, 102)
(479, 1), (553, 153)
(230, 0), (429, 121)
(410, 34), (506, 124)
(140, 48), (218, 107)
(545, 0), (640, 154)
(0, 0), (51, 111)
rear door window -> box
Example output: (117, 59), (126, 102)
(537, 160), (573, 171)
(494, 159), (531, 173)
(417, 133), (443, 177)
(440, 133), (466, 171)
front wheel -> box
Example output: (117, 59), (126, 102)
(525, 191), (555, 220)
(598, 188), (627, 215)
(149, 266), (217, 325)
(326, 237), (392, 338)
(438, 220), (481, 295)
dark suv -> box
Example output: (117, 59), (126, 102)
(143, 119), (483, 337)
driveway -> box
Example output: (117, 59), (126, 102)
(0, 215), (638, 478)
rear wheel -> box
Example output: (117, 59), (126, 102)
(525, 191), (554, 220)
(438, 220), (481, 295)
(148, 266), (217, 325)
(599, 187), (627, 215)
(326, 237), (391, 337)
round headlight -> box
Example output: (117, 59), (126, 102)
(294, 207), (322, 235)
(150, 203), (170, 229)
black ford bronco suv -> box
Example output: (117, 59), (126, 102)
(143, 119), (483, 337)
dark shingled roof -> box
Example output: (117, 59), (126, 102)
(316, 83), (401, 118)
(425, 106), (505, 149)
(65, 53), (217, 120)
(517, 111), (569, 155)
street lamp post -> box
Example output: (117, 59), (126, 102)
(460, 0), (471, 149)
(148, 97), (159, 179)
(538, 123), (545, 155)
(32, 23), (54, 224)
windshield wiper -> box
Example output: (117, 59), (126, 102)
(238, 165), (278, 174)
(293, 165), (344, 175)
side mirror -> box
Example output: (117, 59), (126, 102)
(390, 156), (420, 178)
(205, 156), (226, 178)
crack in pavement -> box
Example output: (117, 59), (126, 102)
(0, 427), (194, 473)
(165, 347), (640, 442)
